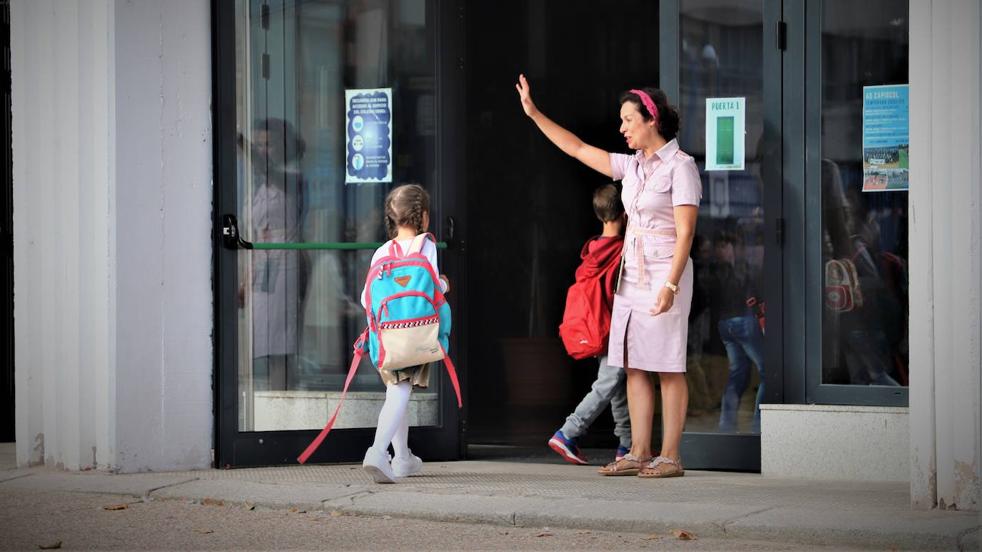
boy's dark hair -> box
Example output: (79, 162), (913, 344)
(592, 183), (624, 222)
(384, 183), (430, 239)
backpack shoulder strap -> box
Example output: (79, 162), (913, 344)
(408, 232), (435, 255)
(388, 239), (404, 258)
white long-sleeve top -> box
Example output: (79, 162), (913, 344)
(360, 237), (446, 309)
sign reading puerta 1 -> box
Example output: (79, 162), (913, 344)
(345, 88), (393, 184)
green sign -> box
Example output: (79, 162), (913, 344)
(705, 98), (746, 171)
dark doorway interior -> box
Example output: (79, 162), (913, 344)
(464, 1), (659, 448)
(1, 0), (13, 443)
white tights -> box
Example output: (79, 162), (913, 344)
(371, 381), (412, 459)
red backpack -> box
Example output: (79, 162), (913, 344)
(558, 237), (624, 360)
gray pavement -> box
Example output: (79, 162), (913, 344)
(0, 446), (979, 551)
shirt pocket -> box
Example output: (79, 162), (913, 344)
(650, 174), (673, 193)
(641, 237), (675, 260)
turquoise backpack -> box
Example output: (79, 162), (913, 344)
(299, 233), (461, 463)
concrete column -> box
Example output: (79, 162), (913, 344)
(112, 0), (213, 472)
(909, 0), (981, 511)
(12, 0), (212, 472)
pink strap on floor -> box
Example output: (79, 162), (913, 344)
(297, 330), (369, 464)
(440, 343), (463, 408)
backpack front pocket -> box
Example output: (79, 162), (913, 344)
(375, 291), (444, 371)
(377, 315), (443, 370)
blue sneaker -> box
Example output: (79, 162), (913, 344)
(615, 445), (630, 462)
(548, 430), (589, 465)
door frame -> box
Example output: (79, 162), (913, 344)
(795, 0), (908, 407)
(659, 0), (785, 471)
(211, 0), (466, 468)
(1, 0), (14, 444)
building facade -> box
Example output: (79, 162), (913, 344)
(6, 0), (979, 510)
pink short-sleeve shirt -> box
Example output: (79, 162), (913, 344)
(607, 138), (702, 373)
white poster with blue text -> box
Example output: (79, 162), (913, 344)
(345, 88), (392, 184)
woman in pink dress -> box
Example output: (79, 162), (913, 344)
(516, 75), (701, 478)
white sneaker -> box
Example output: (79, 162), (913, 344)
(392, 453), (423, 478)
(362, 447), (396, 484)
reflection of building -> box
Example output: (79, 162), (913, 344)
(6, 0), (980, 513)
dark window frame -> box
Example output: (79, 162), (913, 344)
(210, 0), (467, 468)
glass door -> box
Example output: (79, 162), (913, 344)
(661, 0), (783, 470)
(214, 0), (463, 467)
(803, 0), (909, 405)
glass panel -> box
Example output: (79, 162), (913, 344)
(679, 0), (766, 434)
(234, 0), (441, 431)
(463, 0), (660, 446)
(820, 1), (909, 387)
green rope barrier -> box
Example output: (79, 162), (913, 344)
(250, 241), (448, 251)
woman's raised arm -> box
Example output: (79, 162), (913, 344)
(516, 74), (612, 178)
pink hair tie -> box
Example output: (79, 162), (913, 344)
(629, 89), (659, 122)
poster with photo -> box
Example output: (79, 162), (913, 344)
(862, 84), (909, 192)
(345, 88), (392, 184)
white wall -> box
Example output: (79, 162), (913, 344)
(12, 0), (213, 472)
(909, 0), (981, 511)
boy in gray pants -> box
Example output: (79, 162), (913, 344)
(549, 184), (631, 465)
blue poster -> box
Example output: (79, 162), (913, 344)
(862, 84), (909, 192)
(345, 88), (392, 184)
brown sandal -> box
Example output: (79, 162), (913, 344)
(598, 454), (651, 476)
(638, 456), (685, 478)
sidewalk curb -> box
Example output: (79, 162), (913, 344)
(316, 489), (976, 551)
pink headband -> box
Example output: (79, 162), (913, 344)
(629, 89), (659, 123)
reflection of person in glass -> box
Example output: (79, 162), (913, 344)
(516, 75), (701, 479)
(822, 159), (902, 386)
(685, 235), (714, 414)
(246, 118), (307, 391)
(709, 232), (765, 433)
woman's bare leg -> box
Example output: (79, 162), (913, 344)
(657, 372), (688, 460)
(626, 367), (655, 459)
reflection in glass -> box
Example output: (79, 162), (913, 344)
(821, 1), (909, 387)
(680, 0), (765, 434)
(234, 0), (440, 431)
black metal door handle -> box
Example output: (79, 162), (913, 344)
(221, 214), (253, 250)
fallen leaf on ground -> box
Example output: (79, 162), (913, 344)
(244, 502), (255, 511)
(643, 533), (660, 540)
(195, 529), (214, 535)
(672, 529), (697, 540)
(536, 531), (553, 538)
(37, 541), (62, 550)
(103, 504), (128, 511)
(201, 498), (224, 507)
(329, 510), (343, 517)
(288, 507), (307, 514)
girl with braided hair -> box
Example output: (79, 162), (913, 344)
(359, 184), (450, 483)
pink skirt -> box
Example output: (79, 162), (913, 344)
(607, 257), (693, 372)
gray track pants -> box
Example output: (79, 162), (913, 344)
(560, 356), (631, 449)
